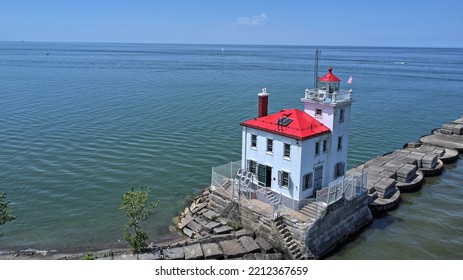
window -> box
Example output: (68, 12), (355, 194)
(322, 140), (327, 153)
(315, 142), (320, 155)
(339, 109), (344, 123)
(335, 162), (345, 178)
(303, 173), (313, 191)
(315, 109), (322, 117)
(284, 143), (291, 158)
(251, 134), (257, 148)
(278, 171), (290, 189)
(247, 160), (257, 174)
(266, 138), (273, 153)
(337, 136), (343, 150)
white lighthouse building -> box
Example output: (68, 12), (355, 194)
(240, 67), (353, 210)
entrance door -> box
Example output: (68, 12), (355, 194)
(258, 164), (272, 187)
(314, 166), (323, 191)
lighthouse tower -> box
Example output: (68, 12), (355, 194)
(301, 67), (353, 182)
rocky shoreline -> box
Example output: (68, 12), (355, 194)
(0, 187), (283, 260)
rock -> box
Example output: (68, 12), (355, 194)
(191, 202), (208, 214)
(171, 216), (180, 226)
(202, 210), (219, 220)
(183, 227), (194, 238)
(243, 254), (256, 260)
(255, 237), (273, 253)
(239, 236), (261, 254)
(113, 254), (137, 260)
(213, 225), (233, 235)
(194, 216), (208, 227)
(265, 253), (283, 260)
(138, 252), (162, 260)
(218, 217), (230, 226)
(187, 220), (203, 233)
(210, 233), (234, 243)
(218, 239), (246, 259)
(163, 247), (185, 260)
(190, 201), (197, 211)
(201, 243), (223, 259)
(235, 229), (254, 239)
(204, 221), (221, 231)
(184, 243), (203, 260)
(253, 253), (267, 260)
(177, 217), (193, 230)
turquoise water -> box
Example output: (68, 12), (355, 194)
(1, 42), (462, 258)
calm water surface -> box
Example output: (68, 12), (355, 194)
(1, 42), (462, 258)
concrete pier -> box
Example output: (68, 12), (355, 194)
(420, 116), (463, 152)
(161, 115), (463, 260)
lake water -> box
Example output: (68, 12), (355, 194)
(1, 42), (462, 258)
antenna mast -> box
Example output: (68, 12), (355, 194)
(313, 49), (321, 89)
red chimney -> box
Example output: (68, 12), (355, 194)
(258, 88), (269, 117)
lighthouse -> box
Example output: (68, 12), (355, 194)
(240, 67), (353, 210)
(301, 67), (353, 185)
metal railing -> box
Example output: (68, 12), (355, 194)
(210, 160), (242, 199)
(303, 88), (352, 104)
(315, 171), (368, 217)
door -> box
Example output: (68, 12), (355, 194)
(314, 165), (323, 191)
(258, 164), (272, 187)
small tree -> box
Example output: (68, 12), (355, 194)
(119, 186), (159, 254)
(0, 192), (15, 226)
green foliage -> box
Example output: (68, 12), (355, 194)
(0, 192), (15, 226)
(81, 252), (96, 260)
(227, 220), (242, 231)
(119, 186), (159, 254)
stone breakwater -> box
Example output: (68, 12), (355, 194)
(348, 116), (462, 215)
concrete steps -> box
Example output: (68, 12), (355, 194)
(273, 218), (304, 260)
(264, 187), (279, 205)
(298, 202), (325, 220)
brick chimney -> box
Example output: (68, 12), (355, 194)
(258, 88), (269, 117)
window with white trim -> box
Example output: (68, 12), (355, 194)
(335, 162), (345, 179)
(315, 109), (322, 117)
(247, 160), (257, 174)
(303, 173), (313, 191)
(266, 138), (273, 153)
(339, 108), (345, 123)
(283, 143), (291, 158)
(322, 140), (327, 153)
(251, 134), (257, 148)
(315, 141), (320, 156)
(278, 171), (290, 189)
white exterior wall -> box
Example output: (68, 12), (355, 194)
(303, 101), (352, 182)
(241, 127), (303, 200)
(299, 134), (331, 197)
(242, 126), (335, 201)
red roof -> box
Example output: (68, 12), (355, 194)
(319, 67), (341, 82)
(241, 109), (331, 141)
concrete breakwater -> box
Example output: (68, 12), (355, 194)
(167, 115), (462, 260)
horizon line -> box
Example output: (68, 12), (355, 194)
(2, 40), (462, 50)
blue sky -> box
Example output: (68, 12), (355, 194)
(1, 0), (462, 47)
